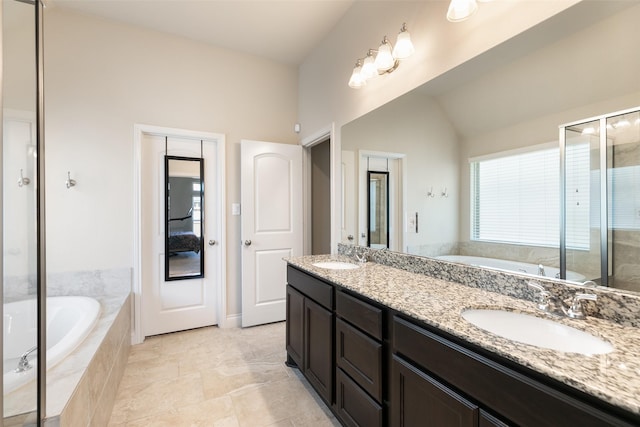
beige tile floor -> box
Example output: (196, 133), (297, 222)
(108, 322), (340, 427)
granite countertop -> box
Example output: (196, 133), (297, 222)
(286, 254), (640, 417)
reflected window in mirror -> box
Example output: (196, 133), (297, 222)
(368, 171), (389, 249)
(165, 156), (204, 280)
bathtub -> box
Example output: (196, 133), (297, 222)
(3, 296), (101, 395)
(435, 255), (586, 282)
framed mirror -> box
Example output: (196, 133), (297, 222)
(165, 155), (204, 280)
(368, 171), (389, 249)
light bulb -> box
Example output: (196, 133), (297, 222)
(392, 24), (414, 60)
(374, 37), (395, 72)
(348, 61), (366, 89)
(361, 52), (377, 80)
(447, 0), (478, 22)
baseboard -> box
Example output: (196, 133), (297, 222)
(221, 313), (242, 328)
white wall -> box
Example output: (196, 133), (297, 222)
(43, 8), (299, 317)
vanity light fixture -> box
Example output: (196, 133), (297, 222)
(65, 171), (76, 189)
(348, 23), (415, 89)
(447, 0), (493, 23)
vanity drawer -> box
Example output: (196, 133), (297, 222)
(336, 290), (382, 340)
(287, 266), (333, 310)
(336, 318), (383, 401)
(336, 368), (383, 427)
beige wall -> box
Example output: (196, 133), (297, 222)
(43, 9), (299, 317)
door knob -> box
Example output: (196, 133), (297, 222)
(244, 240), (252, 246)
(347, 235), (354, 241)
(208, 240), (217, 246)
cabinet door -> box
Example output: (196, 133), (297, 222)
(304, 298), (334, 404)
(391, 356), (479, 427)
(286, 285), (304, 368)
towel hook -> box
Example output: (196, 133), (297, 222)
(18, 169), (31, 187)
(65, 171), (76, 189)
(427, 186), (435, 198)
(441, 187), (448, 198)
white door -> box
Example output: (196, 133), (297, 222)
(241, 140), (303, 327)
(141, 133), (221, 336)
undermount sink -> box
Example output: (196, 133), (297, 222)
(461, 309), (614, 355)
(312, 261), (360, 270)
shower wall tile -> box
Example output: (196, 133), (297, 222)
(47, 267), (131, 298)
(4, 267), (131, 302)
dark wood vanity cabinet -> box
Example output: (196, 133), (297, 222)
(286, 265), (640, 427)
(286, 266), (334, 405)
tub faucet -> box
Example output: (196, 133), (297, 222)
(537, 264), (546, 276)
(15, 346), (38, 373)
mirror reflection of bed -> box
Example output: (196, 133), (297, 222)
(166, 156), (204, 279)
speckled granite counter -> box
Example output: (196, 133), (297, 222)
(286, 254), (640, 418)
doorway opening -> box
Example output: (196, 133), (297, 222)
(311, 139), (332, 254)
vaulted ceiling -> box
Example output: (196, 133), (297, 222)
(49, 0), (355, 65)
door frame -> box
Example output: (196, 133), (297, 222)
(301, 123), (337, 255)
(358, 150), (407, 252)
(132, 124), (226, 344)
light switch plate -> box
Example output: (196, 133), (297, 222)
(232, 203), (241, 216)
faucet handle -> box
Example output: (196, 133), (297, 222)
(527, 282), (551, 310)
(566, 293), (597, 319)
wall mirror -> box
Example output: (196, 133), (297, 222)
(340, 1), (640, 294)
(165, 155), (204, 280)
(368, 171), (389, 249)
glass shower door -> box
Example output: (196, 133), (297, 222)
(607, 110), (640, 292)
(3, 0), (40, 424)
(562, 119), (604, 283)
(561, 106), (640, 292)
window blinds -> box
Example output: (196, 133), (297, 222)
(471, 144), (590, 249)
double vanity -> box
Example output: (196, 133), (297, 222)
(285, 250), (640, 426)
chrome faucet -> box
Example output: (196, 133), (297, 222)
(537, 264), (546, 276)
(527, 282), (597, 319)
(354, 247), (368, 263)
(15, 346), (38, 373)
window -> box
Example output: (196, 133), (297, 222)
(471, 143), (590, 249)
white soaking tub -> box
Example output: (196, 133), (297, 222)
(435, 255), (586, 282)
(3, 296), (101, 394)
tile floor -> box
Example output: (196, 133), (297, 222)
(108, 322), (340, 426)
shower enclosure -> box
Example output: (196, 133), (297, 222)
(2, 0), (46, 424)
(560, 107), (640, 293)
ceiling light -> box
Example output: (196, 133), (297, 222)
(447, 0), (478, 22)
(613, 118), (631, 129)
(348, 60), (366, 89)
(361, 50), (377, 81)
(392, 23), (415, 59)
(347, 23), (415, 89)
